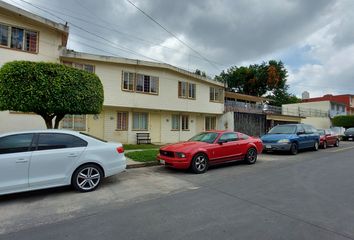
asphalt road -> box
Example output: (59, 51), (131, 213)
(1, 142), (354, 240)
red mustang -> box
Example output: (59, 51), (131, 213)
(157, 131), (263, 174)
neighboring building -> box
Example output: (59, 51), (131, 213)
(0, 1), (69, 133)
(223, 92), (302, 136)
(302, 94), (354, 115)
(282, 101), (347, 129)
(60, 50), (225, 144)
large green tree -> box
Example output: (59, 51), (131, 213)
(0, 61), (104, 129)
(215, 60), (300, 106)
(332, 115), (354, 128)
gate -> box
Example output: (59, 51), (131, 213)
(234, 112), (266, 137)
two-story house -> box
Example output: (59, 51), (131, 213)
(302, 94), (354, 115)
(60, 50), (224, 144)
(0, 1), (68, 133)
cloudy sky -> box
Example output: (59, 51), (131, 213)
(4, 0), (354, 97)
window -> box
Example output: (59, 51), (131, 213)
(62, 115), (86, 131)
(303, 125), (314, 134)
(63, 61), (95, 73)
(181, 115), (189, 131)
(0, 24), (9, 47)
(117, 112), (128, 130)
(210, 87), (224, 102)
(178, 81), (196, 99)
(0, 23), (38, 53)
(136, 74), (158, 94)
(171, 114), (180, 130)
(0, 134), (34, 154)
(123, 72), (134, 91)
(133, 112), (148, 130)
(205, 116), (216, 131)
(219, 133), (238, 142)
(36, 133), (87, 151)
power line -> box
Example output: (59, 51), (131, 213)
(125, 0), (221, 72)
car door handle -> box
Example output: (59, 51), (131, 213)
(16, 159), (28, 163)
(67, 153), (79, 157)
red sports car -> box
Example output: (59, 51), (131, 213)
(317, 129), (340, 148)
(157, 131), (263, 174)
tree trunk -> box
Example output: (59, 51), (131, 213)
(37, 113), (55, 129)
(54, 114), (65, 129)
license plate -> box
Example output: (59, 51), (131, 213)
(160, 159), (165, 165)
(266, 145), (272, 149)
(349, 138), (353, 141)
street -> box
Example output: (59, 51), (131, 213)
(1, 142), (354, 240)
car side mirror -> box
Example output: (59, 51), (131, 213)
(218, 139), (227, 145)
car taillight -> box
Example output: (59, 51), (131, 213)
(116, 147), (124, 154)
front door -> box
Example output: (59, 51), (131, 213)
(0, 133), (34, 194)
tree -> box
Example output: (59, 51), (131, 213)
(332, 115), (354, 128)
(215, 60), (300, 106)
(0, 61), (104, 129)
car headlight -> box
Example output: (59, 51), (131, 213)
(278, 139), (290, 143)
(176, 152), (186, 158)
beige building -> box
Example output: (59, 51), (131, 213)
(0, 2), (224, 144)
(0, 1), (68, 133)
(60, 50), (224, 144)
(282, 101), (347, 129)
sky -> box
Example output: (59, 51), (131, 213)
(3, 0), (354, 98)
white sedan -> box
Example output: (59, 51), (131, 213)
(0, 130), (126, 195)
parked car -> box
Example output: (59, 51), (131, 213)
(261, 124), (320, 155)
(157, 131), (263, 174)
(317, 129), (340, 148)
(342, 128), (354, 141)
(0, 130), (126, 196)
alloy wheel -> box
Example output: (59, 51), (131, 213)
(76, 167), (101, 191)
(246, 148), (257, 164)
(195, 155), (207, 172)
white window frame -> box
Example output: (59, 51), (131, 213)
(117, 112), (129, 131)
(205, 116), (217, 131)
(132, 112), (149, 131)
(61, 114), (87, 131)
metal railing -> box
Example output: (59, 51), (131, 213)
(224, 101), (332, 117)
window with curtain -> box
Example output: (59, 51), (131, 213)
(181, 115), (189, 131)
(117, 112), (128, 130)
(62, 115), (86, 131)
(171, 114), (180, 130)
(133, 112), (148, 130)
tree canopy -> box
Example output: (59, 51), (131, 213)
(215, 60), (300, 106)
(0, 61), (104, 129)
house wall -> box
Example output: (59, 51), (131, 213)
(96, 107), (220, 144)
(59, 58), (224, 115)
(282, 101), (331, 115)
(0, 9), (64, 134)
(301, 117), (332, 129)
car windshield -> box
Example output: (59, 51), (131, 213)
(268, 125), (297, 134)
(189, 132), (219, 143)
(317, 130), (325, 135)
(346, 128), (354, 132)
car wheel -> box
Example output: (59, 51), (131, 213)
(322, 141), (327, 149)
(313, 141), (319, 151)
(191, 153), (208, 174)
(72, 164), (103, 192)
(334, 139), (340, 147)
(290, 143), (298, 155)
(245, 148), (257, 164)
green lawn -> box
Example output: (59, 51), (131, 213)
(125, 149), (159, 162)
(123, 144), (162, 150)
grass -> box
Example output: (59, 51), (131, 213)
(125, 149), (159, 162)
(123, 144), (162, 150)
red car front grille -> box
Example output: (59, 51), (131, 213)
(159, 150), (175, 158)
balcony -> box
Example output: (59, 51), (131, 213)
(224, 101), (281, 114)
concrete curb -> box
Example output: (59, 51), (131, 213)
(126, 161), (159, 169)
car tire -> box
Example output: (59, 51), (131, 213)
(322, 141), (327, 149)
(290, 143), (298, 155)
(191, 153), (209, 174)
(313, 141), (319, 151)
(72, 164), (103, 192)
(334, 139), (340, 147)
(245, 148), (257, 164)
